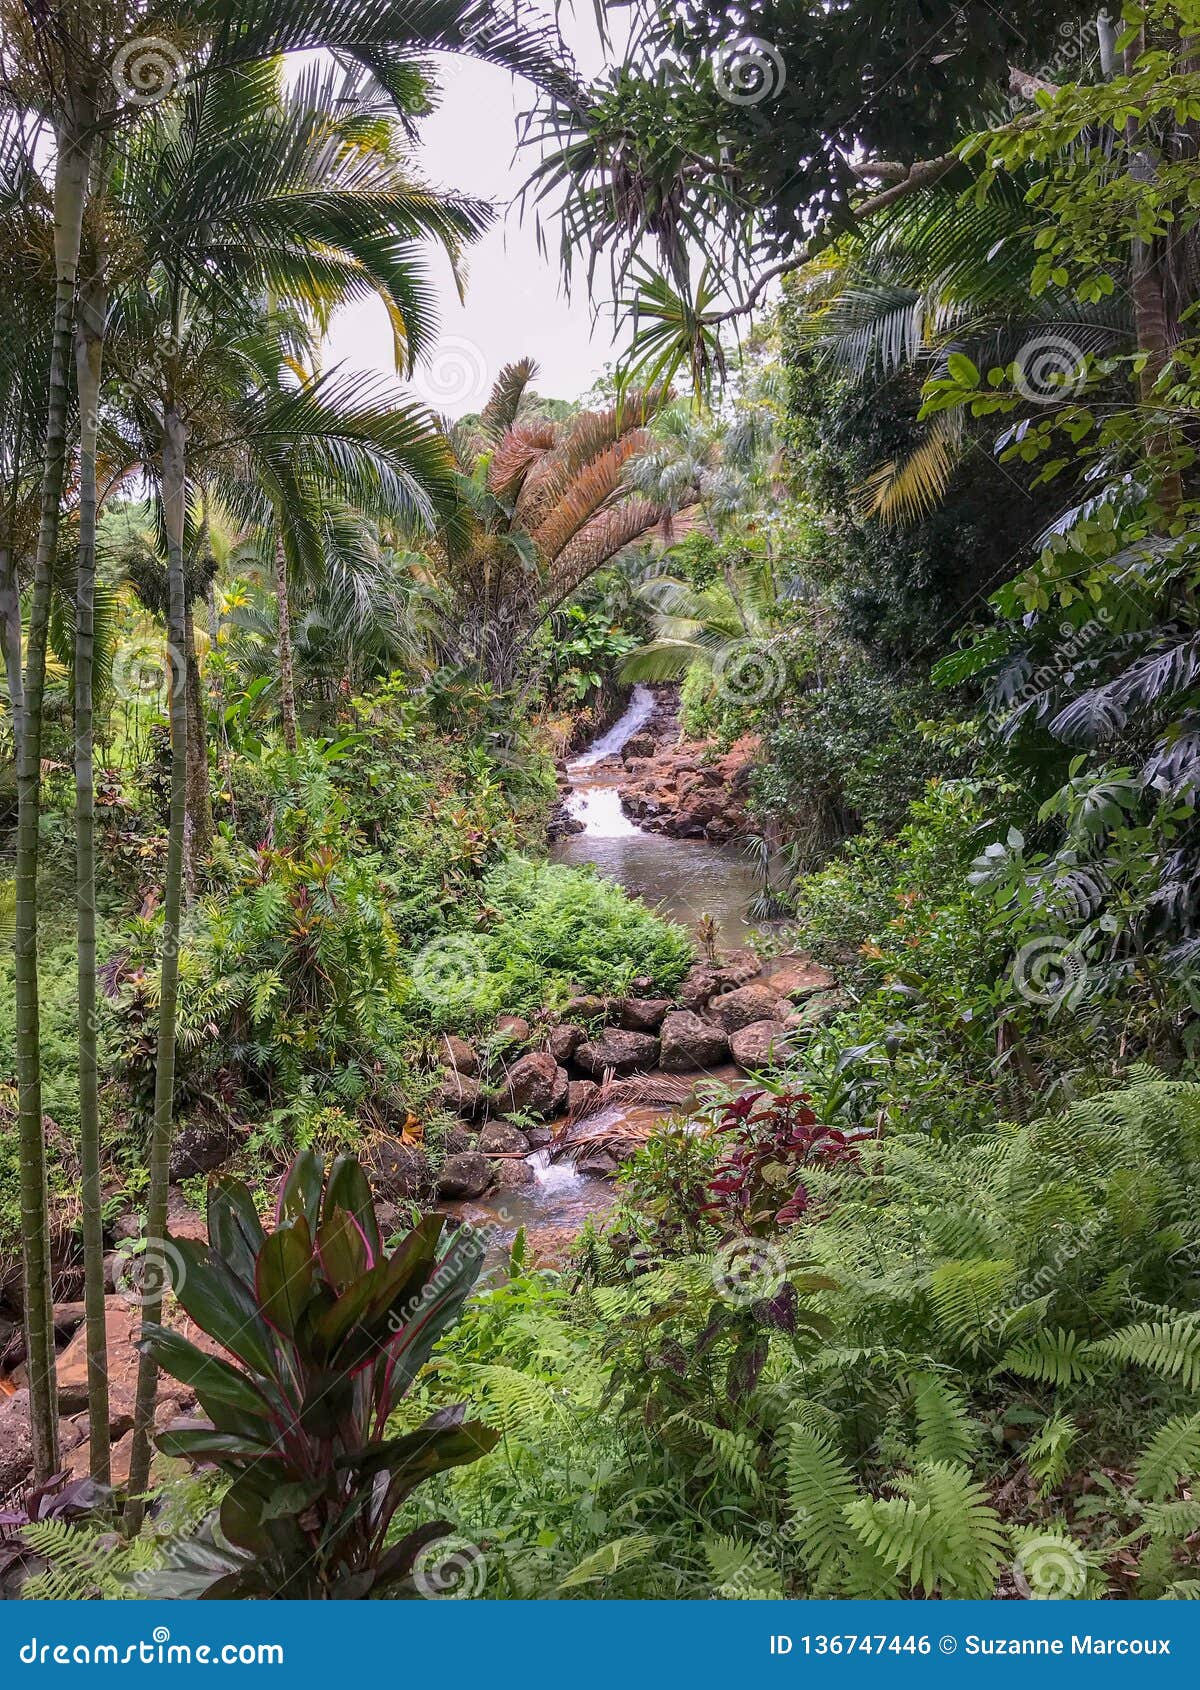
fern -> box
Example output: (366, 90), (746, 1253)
(1025, 1413), (1078, 1497)
(847, 1461), (1007, 1599)
(909, 1371), (979, 1466)
(1135, 1413), (1200, 1502)
(702, 1533), (784, 1599)
(927, 1258), (1016, 1351)
(782, 1427), (898, 1597)
(999, 1326), (1095, 1386)
(1093, 1314), (1200, 1391)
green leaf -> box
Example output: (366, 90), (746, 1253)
(138, 1323), (271, 1417)
(255, 1219), (315, 1337)
(277, 1150), (324, 1235)
(324, 1154), (382, 1263)
(946, 352), (980, 387)
(206, 1177), (266, 1289)
(168, 1239), (278, 1378)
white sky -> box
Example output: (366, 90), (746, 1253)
(325, 11), (623, 415)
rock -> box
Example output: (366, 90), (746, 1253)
(677, 965), (727, 1011)
(441, 1125), (477, 1156)
(494, 1015), (531, 1043)
(546, 1023), (585, 1064)
(758, 956), (838, 1001)
(729, 1019), (794, 1070)
(488, 1158), (536, 1190)
(439, 1033), (479, 1077)
(501, 1050), (563, 1117)
(437, 1071), (485, 1119)
(436, 1152), (493, 1200)
(110, 1210), (143, 1244)
(721, 948), (764, 987)
(707, 983), (790, 1033)
(54, 1296), (200, 1434)
(476, 1121), (531, 1157)
(658, 1010), (730, 1072)
(575, 1028), (660, 1077)
(788, 988), (852, 1031)
(525, 1124), (553, 1149)
(563, 993), (606, 1020)
(369, 1138), (436, 1202)
(616, 997), (672, 1033)
(567, 1080), (603, 1119)
(621, 732), (657, 760)
(168, 1114), (239, 1182)
(164, 1190), (208, 1242)
(574, 1147), (619, 1178)
(0, 1389), (33, 1492)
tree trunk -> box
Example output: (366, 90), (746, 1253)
(16, 109), (92, 1482)
(182, 595), (213, 891)
(0, 545), (22, 745)
(274, 528), (298, 750)
(73, 268), (111, 1483)
(124, 401), (189, 1530)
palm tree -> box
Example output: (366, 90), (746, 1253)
(419, 359), (687, 689)
(1, 0), (575, 1486)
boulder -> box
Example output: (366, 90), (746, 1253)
(575, 1028), (660, 1077)
(369, 1138), (436, 1202)
(574, 1147), (619, 1178)
(707, 983), (790, 1033)
(658, 1010), (730, 1072)
(441, 1125), (477, 1156)
(437, 1071), (485, 1119)
(0, 1389), (33, 1492)
(621, 732), (657, 761)
(488, 1158), (536, 1190)
(525, 1124), (553, 1149)
(436, 1152), (493, 1201)
(563, 993), (606, 1020)
(616, 997), (672, 1033)
(476, 1121), (531, 1157)
(494, 1015), (531, 1043)
(54, 1296), (200, 1433)
(567, 1080), (603, 1120)
(677, 965), (727, 1011)
(759, 956), (838, 1001)
(168, 1114), (239, 1182)
(787, 988), (852, 1031)
(501, 1050), (564, 1117)
(729, 1019), (794, 1070)
(439, 1033), (479, 1077)
(546, 1023), (585, 1064)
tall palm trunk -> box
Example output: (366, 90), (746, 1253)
(0, 546), (22, 737)
(124, 400), (189, 1529)
(73, 268), (111, 1483)
(273, 528), (299, 750)
(182, 594), (213, 890)
(15, 107), (93, 1481)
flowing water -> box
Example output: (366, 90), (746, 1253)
(459, 689), (759, 1262)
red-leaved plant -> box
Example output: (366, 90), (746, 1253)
(704, 1088), (864, 1233)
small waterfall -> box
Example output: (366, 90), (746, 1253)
(570, 685), (656, 769)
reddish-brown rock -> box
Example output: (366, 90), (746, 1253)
(658, 1010), (730, 1072)
(616, 997), (673, 1033)
(567, 1080), (603, 1120)
(729, 1019), (794, 1070)
(501, 1051), (565, 1117)
(436, 1152), (493, 1200)
(477, 1121), (531, 1157)
(546, 1023), (585, 1064)
(706, 983), (790, 1033)
(439, 1033), (479, 1076)
(575, 1028), (660, 1077)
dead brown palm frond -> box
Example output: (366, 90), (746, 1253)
(487, 420), (557, 497)
(513, 388), (663, 530)
(480, 357), (539, 439)
(531, 434), (650, 561)
(549, 496), (672, 607)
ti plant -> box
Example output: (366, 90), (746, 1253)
(137, 1152), (497, 1598)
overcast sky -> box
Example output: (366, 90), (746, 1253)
(325, 12), (622, 415)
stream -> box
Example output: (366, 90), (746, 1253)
(455, 687), (758, 1262)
